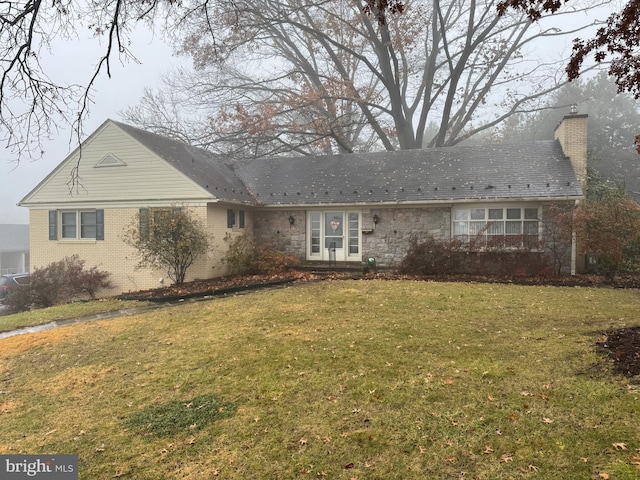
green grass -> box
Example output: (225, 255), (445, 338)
(0, 298), (150, 333)
(0, 280), (639, 479)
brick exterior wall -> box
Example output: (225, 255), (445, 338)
(554, 113), (588, 272)
(554, 114), (588, 190)
(30, 204), (247, 295)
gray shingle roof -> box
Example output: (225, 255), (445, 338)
(113, 121), (255, 204)
(233, 141), (583, 205)
(114, 120), (582, 206)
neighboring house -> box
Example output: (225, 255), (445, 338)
(0, 224), (30, 275)
(19, 113), (587, 294)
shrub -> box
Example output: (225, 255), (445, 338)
(4, 255), (112, 312)
(74, 265), (113, 299)
(224, 235), (298, 275)
(254, 246), (299, 274)
(3, 284), (33, 314)
(224, 235), (257, 275)
(122, 206), (210, 285)
(399, 236), (552, 277)
(572, 197), (640, 278)
(399, 237), (467, 275)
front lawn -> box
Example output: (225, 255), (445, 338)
(0, 298), (150, 334)
(0, 280), (639, 479)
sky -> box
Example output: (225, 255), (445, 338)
(0, 2), (614, 225)
(0, 27), (185, 224)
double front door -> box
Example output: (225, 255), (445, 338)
(307, 211), (361, 262)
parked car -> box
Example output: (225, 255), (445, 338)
(0, 273), (30, 302)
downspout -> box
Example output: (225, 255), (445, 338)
(571, 199), (578, 276)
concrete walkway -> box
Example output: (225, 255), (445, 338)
(0, 277), (304, 340)
(0, 303), (173, 340)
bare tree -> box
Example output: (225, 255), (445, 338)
(123, 0), (608, 156)
(0, 0), (211, 163)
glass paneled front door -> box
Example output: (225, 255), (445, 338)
(308, 211), (361, 261)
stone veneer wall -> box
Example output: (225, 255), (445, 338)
(251, 204), (577, 273)
(252, 210), (308, 258)
(362, 207), (450, 266)
(252, 206), (451, 267)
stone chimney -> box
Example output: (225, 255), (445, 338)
(554, 107), (588, 191)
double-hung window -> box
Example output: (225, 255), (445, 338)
(49, 210), (104, 240)
(226, 209), (245, 229)
(453, 206), (539, 248)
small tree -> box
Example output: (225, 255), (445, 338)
(542, 205), (575, 276)
(122, 207), (210, 285)
(574, 197), (640, 277)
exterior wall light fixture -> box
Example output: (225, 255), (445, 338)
(288, 215), (295, 227)
(372, 214), (379, 225)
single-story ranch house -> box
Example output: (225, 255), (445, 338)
(19, 113), (587, 294)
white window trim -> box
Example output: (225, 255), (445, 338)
(452, 204), (541, 250)
(306, 210), (362, 261)
(58, 210), (99, 240)
(227, 208), (246, 229)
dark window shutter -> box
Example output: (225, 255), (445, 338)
(48, 210), (57, 240)
(139, 208), (149, 240)
(239, 210), (245, 228)
(227, 209), (235, 228)
(96, 209), (104, 240)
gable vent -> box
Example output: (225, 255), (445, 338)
(95, 153), (126, 168)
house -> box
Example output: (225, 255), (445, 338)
(19, 113), (587, 293)
(0, 224), (30, 275)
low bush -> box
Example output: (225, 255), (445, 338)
(399, 237), (467, 275)
(4, 255), (112, 313)
(224, 235), (299, 275)
(399, 236), (552, 276)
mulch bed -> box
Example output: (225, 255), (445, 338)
(118, 270), (640, 381)
(117, 271), (325, 302)
(597, 327), (640, 379)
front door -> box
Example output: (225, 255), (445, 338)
(307, 211), (361, 262)
(324, 211), (344, 261)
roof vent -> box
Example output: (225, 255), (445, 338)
(95, 153), (126, 168)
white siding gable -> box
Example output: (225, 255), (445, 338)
(21, 120), (216, 206)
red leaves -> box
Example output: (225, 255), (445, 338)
(499, 0), (640, 100)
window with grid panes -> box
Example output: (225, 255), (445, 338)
(453, 206), (540, 248)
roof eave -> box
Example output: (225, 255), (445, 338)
(256, 194), (584, 208)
